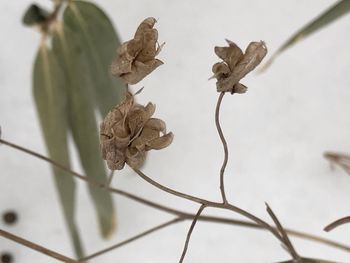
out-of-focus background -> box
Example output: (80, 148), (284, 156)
(1, 0), (350, 262)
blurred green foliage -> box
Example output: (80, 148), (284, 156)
(24, 0), (125, 257)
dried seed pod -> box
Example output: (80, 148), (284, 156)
(100, 93), (173, 170)
(111, 17), (163, 85)
(212, 40), (267, 93)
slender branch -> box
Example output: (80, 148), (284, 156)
(179, 205), (206, 263)
(0, 228), (77, 263)
(266, 203), (300, 260)
(324, 216), (350, 232)
(133, 168), (284, 244)
(215, 92), (229, 204)
(79, 217), (184, 262)
(1, 138), (350, 254)
(132, 168), (213, 205)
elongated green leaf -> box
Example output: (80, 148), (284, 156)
(33, 43), (84, 257)
(64, 0), (125, 116)
(52, 23), (116, 238)
(264, 0), (350, 69)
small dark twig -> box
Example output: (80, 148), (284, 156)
(266, 203), (300, 260)
(324, 216), (350, 232)
(215, 92), (229, 204)
(79, 217), (184, 261)
(0, 228), (77, 263)
(179, 205), (206, 263)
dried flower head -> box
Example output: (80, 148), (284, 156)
(212, 40), (267, 93)
(110, 17), (163, 85)
(100, 92), (173, 170)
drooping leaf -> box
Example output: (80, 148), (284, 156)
(33, 43), (84, 257)
(63, 0), (126, 116)
(52, 22), (116, 238)
(264, 0), (350, 69)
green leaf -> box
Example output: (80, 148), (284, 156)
(64, 0), (126, 116)
(33, 43), (84, 258)
(52, 22), (116, 238)
(22, 4), (50, 26)
(264, 0), (350, 69)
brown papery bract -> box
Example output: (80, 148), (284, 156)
(110, 17), (163, 85)
(100, 92), (173, 170)
(212, 40), (267, 93)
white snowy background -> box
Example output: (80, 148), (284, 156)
(1, 0), (350, 262)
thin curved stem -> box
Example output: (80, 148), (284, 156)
(79, 217), (184, 262)
(132, 168), (283, 244)
(266, 203), (300, 260)
(324, 216), (350, 232)
(132, 168), (213, 205)
(0, 228), (77, 263)
(1, 138), (350, 253)
(179, 205), (206, 263)
(215, 92), (229, 203)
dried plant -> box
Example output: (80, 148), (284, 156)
(212, 39), (267, 93)
(100, 91), (173, 170)
(110, 17), (163, 84)
(1, 14), (350, 263)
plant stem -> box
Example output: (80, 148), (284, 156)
(0, 229), (77, 263)
(324, 216), (350, 232)
(1, 138), (349, 255)
(132, 168), (284, 245)
(179, 205), (206, 263)
(215, 92), (229, 204)
(79, 217), (184, 261)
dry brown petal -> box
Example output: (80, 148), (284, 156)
(120, 59), (163, 85)
(232, 83), (248, 94)
(214, 40), (243, 71)
(111, 17), (163, 85)
(146, 132), (174, 150)
(213, 40), (267, 93)
(211, 62), (230, 81)
(127, 102), (155, 138)
(232, 41), (268, 80)
(125, 147), (146, 169)
(111, 40), (142, 75)
(134, 17), (157, 40)
(130, 118), (168, 151)
(104, 144), (125, 170)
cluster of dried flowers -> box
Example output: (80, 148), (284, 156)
(100, 91), (173, 170)
(101, 17), (268, 170)
(101, 17), (172, 170)
(212, 39), (267, 93)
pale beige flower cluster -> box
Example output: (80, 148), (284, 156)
(102, 17), (268, 170)
(212, 40), (267, 93)
(100, 92), (173, 170)
(102, 17), (172, 170)
(110, 17), (163, 85)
